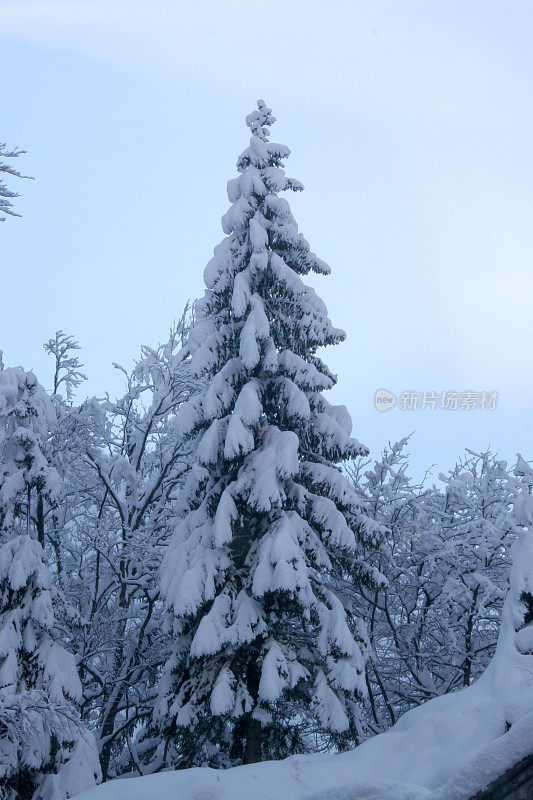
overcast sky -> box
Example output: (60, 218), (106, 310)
(1, 0), (532, 479)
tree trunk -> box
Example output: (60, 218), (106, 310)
(36, 492), (45, 547)
(98, 644), (125, 780)
(244, 715), (262, 764)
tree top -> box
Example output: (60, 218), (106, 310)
(245, 99), (276, 142)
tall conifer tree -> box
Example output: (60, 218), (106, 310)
(156, 101), (383, 768)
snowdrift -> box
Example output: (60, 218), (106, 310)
(77, 530), (533, 800)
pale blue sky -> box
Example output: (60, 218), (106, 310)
(1, 0), (532, 478)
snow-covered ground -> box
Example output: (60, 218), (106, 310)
(78, 529), (533, 800)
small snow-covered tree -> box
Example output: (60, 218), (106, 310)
(514, 454), (533, 532)
(0, 358), (60, 542)
(0, 536), (100, 799)
(490, 460), (533, 683)
(35, 333), (90, 585)
(156, 101), (383, 769)
(0, 144), (32, 221)
(43, 332), (87, 402)
(512, 454), (533, 663)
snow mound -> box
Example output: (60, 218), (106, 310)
(77, 530), (533, 800)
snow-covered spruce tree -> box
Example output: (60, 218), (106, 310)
(0, 536), (101, 799)
(0, 356), (100, 797)
(156, 101), (383, 768)
(0, 356), (60, 543)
